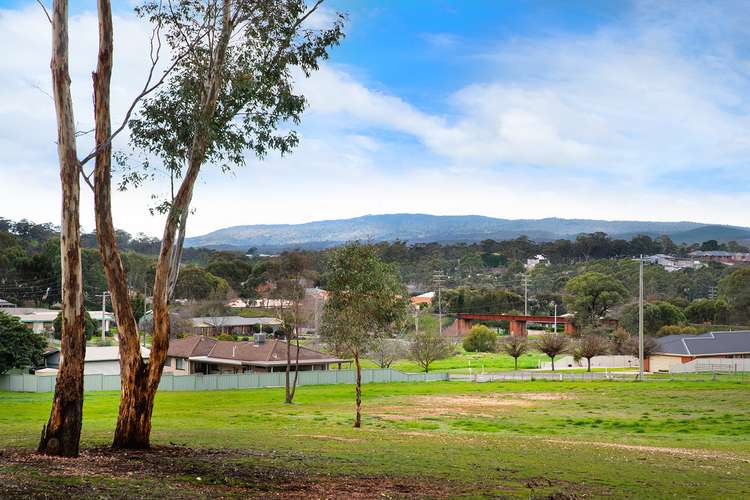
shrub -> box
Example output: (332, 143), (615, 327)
(463, 325), (498, 352)
(53, 311), (98, 340)
(262, 325), (274, 334)
(656, 325), (699, 337)
(217, 334), (235, 341)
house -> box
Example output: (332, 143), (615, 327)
(648, 331), (750, 372)
(41, 345), (151, 375)
(410, 292), (434, 307)
(525, 254), (548, 271)
(3, 307), (114, 335)
(164, 335), (347, 374)
(645, 254), (704, 272)
(0, 298), (17, 308)
(688, 251), (750, 265)
(189, 316), (283, 336)
(225, 298), (248, 308)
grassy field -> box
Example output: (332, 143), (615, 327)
(1, 379), (749, 498)
(359, 349), (549, 373)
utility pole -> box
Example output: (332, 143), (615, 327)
(100, 291), (109, 340)
(433, 271), (446, 337)
(553, 302), (557, 334)
(523, 274), (529, 316)
(414, 305), (420, 335)
(639, 255), (644, 381)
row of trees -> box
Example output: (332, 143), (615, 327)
(39, 0), (344, 456)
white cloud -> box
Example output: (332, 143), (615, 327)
(2, 2), (750, 237)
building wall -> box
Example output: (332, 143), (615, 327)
(649, 355), (683, 372)
(82, 360), (122, 376)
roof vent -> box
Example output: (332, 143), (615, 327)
(253, 333), (266, 345)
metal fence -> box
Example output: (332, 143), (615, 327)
(0, 368), (448, 393)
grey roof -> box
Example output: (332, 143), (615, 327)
(654, 331), (750, 356)
(0, 298), (17, 307)
(190, 316), (282, 327)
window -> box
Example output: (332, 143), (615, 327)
(176, 358), (185, 370)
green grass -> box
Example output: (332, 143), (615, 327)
(360, 349), (548, 373)
(1, 379), (749, 498)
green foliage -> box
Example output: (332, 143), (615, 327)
(174, 266), (230, 301)
(656, 325), (699, 337)
(321, 243), (408, 356)
(573, 334), (611, 371)
(0, 312), (47, 374)
(53, 311), (98, 341)
(620, 301), (687, 336)
(462, 325), (498, 352)
(442, 287), (524, 314)
(719, 267), (750, 322)
(684, 299), (729, 324)
(217, 334), (235, 341)
(564, 272), (627, 324)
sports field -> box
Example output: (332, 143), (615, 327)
(1, 379), (749, 498)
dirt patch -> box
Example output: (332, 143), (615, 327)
(294, 434), (362, 443)
(375, 392), (569, 419)
(0, 447), (462, 499)
(544, 439), (750, 463)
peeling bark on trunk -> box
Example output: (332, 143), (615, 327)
(112, 0), (235, 448)
(90, 0), (152, 449)
(38, 0), (86, 457)
(354, 352), (362, 428)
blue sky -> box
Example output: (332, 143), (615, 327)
(1, 0), (750, 236)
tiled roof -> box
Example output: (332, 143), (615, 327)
(168, 335), (344, 365)
(189, 316), (282, 327)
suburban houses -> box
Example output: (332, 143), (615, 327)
(40, 345), (151, 375)
(189, 316), (283, 336)
(648, 331), (750, 372)
(164, 335), (348, 374)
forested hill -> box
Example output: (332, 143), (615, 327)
(184, 213), (750, 250)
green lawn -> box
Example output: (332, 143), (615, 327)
(1, 379), (749, 498)
(359, 349), (548, 373)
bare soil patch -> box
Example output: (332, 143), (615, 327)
(375, 392), (569, 419)
(0, 446), (462, 499)
(544, 439), (750, 463)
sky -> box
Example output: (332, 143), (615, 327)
(1, 0), (750, 237)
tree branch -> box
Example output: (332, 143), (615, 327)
(35, 0), (52, 24)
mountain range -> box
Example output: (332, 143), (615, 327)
(183, 214), (750, 251)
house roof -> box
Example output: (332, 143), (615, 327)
(189, 316), (282, 328)
(168, 335), (345, 366)
(654, 331), (750, 356)
(0, 298), (17, 307)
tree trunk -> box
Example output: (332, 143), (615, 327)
(112, 0), (235, 448)
(551, 357), (555, 371)
(90, 0), (152, 450)
(514, 357), (518, 370)
(285, 332), (292, 403)
(354, 351), (362, 428)
(587, 358), (592, 372)
(38, 0), (87, 458)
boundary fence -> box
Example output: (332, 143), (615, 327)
(0, 368), (448, 393)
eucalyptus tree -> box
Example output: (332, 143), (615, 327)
(320, 243), (408, 428)
(92, 0), (344, 448)
(37, 0), (88, 457)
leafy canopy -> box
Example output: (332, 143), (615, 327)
(0, 312), (47, 374)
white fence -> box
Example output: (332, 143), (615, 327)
(540, 355), (639, 371)
(668, 357), (750, 373)
(0, 368), (448, 393)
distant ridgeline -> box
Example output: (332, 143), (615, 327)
(1, 215), (748, 310)
(183, 214), (750, 252)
